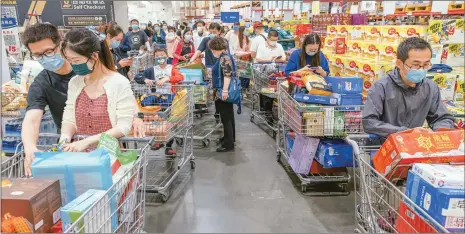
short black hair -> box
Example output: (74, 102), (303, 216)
(397, 37), (432, 62)
(268, 29), (279, 38)
(154, 47), (168, 55)
(22, 23), (60, 49)
(130, 19), (139, 24)
(209, 22), (221, 31)
(196, 20), (206, 26)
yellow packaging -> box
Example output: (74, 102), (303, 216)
(330, 55), (345, 77)
(379, 44), (398, 62)
(359, 61), (394, 95)
(381, 26), (401, 43)
(442, 44), (465, 67)
(427, 19), (465, 44)
(455, 76), (464, 102)
(362, 41), (380, 61)
(349, 25), (365, 40)
(343, 57), (361, 77)
(346, 40), (363, 57)
(337, 25), (350, 40)
(324, 37), (335, 53)
(365, 26), (382, 42)
(327, 25), (338, 38)
(426, 73), (457, 101)
(399, 25), (427, 41)
(431, 44), (444, 64)
(427, 20), (444, 44)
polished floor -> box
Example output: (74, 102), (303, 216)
(144, 107), (355, 233)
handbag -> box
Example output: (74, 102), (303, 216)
(217, 55), (242, 114)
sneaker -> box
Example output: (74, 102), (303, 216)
(151, 143), (164, 151)
(165, 148), (176, 156)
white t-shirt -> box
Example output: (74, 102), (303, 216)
(255, 42), (286, 62)
(193, 30), (209, 50)
(250, 33), (268, 53)
(153, 65), (172, 94)
(225, 31), (239, 53)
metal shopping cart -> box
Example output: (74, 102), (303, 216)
(233, 55), (253, 106)
(250, 63), (287, 139)
(0, 134), (151, 233)
(128, 50), (154, 81)
(131, 82), (195, 202)
(346, 135), (451, 233)
(276, 84), (364, 195)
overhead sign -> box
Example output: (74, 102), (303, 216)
(220, 12), (239, 23)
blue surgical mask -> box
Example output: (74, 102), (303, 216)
(71, 59), (94, 76)
(307, 51), (317, 56)
(156, 56), (167, 65)
(110, 40), (120, 49)
(131, 24), (139, 30)
(209, 34), (216, 39)
(154, 26), (160, 31)
(184, 35), (192, 41)
(39, 54), (65, 72)
(406, 69), (427, 84)
(233, 26), (239, 31)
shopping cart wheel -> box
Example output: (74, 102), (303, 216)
(175, 138), (184, 146)
(190, 160), (196, 169)
(202, 139), (210, 148)
(301, 185), (307, 193)
(160, 192), (170, 202)
(339, 183), (349, 193)
(276, 152), (281, 162)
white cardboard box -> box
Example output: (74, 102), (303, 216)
(411, 163), (464, 189)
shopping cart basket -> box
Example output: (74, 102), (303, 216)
(131, 81), (195, 202)
(346, 135), (450, 233)
(1, 134), (150, 233)
(233, 55), (253, 105)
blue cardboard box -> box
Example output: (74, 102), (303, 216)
(405, 170), (465, 233)
(179, 68), (203, 83)
(286, 132), (295, 155)
(325, 76), (363, 94)
(315, 139), (354, 168)
(293, 93), (338, 105)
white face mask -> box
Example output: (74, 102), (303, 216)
(197, 27), (204, 32)
(268, 41), (277, 46)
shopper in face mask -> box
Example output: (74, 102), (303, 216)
(285, 33), (329, 77)
(172, 29), (195, 66)
(165, 26), (178, 64)
(152, 23), (166, 45)
(162, 23), (168, 33)
(127, 19), (151, 51)
(60, 28), (139, 152)
(98, 23), (132, 78)
(363, 37), (455, 138)
(189, 22), (226, 67)
(193, 20), (209, 49)
(255, 29), (286, 63)
(134, 47), (184, 155)
(225, 22), (240, 52)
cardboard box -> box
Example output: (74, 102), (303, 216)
(431, 44), (444, 64)
(361, 41), (380, 60)
(441, 44), (465, 67)
(343, 58), (361, 77)
(399, 25), (427, 42)
(381, 26), (401, 43)
(315, 139), (354, 168)
(309, 160), (347, 174)
(327, 25), (338, 38)
(288, 134), (320, 173)
(372, 129), (465, 180)
(455, 75), (464, 102)
(365, 25), (382, 42)
(325, 76), (363, 94)
(334, 37), (346, 54)
(294, 93), (338, 105)
(1, 178), (61, 233)
(336, 25), (349, 40)
(412, 163), (464, 189)
(329, 55), (345, 77)
(395, 201), (437, 233)
(428, 19), (465, 44)
(405, 170), (465, 233)
(426, 73), (457, 101)
(346, 40), (363, 57)
(303, 112), (325, 136)
(349, 25), (365, 40)
(379, 44), (398, 62)
(61, 189), (111, 233)
(324, 37), (335, 53)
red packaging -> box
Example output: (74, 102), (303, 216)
(309, 160), (346, 174)
(372, 129), (465, 180)
(395, 201), (437, 233)
(335, 38), (346, 54)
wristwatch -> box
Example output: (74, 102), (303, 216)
(136, 112), (144, 119)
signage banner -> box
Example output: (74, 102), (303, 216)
(220, 12), (239, 23)
(1, 5), (21, 61)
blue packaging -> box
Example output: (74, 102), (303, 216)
(31, 148), (113, 206)
(315, 139), (354, 168)
(293, 93), (338, 105)
(325, 76), (363, 94)
(179, 68), (203, 83)
(405, 170), (465, 233)
(285, 132), (295, 155)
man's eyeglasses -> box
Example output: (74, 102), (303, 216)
(30, 45), (59, 61)
(403, 62), (432, 71)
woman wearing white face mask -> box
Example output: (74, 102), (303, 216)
(165, 26), (178, 64)
(193, 20), (209, 50)
(97, 23), (132, 79)
(254, 30), (286, 63)
(172, 29), (195, 66)
(285, 33), (330, 77)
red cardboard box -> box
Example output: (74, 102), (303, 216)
(309, 160), (347, 174)
(335, 38), (346, 54)
(395, 201), (437, 233)
(372, 129), (465, 180)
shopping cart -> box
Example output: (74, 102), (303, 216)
(128, 50), (154, 81)
(1, 134), (151, 233)
(346, 135), (450, 233)
(276, 84), (364, 195)
(131, 82), (195, 202)
(233, 55), (253, 106)
(250, 63), (287, 139)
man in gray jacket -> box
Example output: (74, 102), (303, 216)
(362, 37), (455, 138)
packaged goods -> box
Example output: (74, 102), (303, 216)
(431, 44), (444, 64)
(315, 139), (353, 168)
(327, 25), (338, 38)
(349, 25), (365, 40)
(1, 179), (61, 233)
(441, 44), (465, 67)
(303, 112), (325, 136)
(365, 26), (382, 42)
(405, 170), (465, 232)
(360, 61), (394, 95)
(336, 25), (349, 40)
(428, 19), (465, 44)
(399, 25), (427, 41)
(334, 37), (346, 54)
(179, 68), (203, 83)
(61, 189), (112, 233)
(361, 41), (380, 60)
(325, 76), (363, 94)
(426, 73), (457, 101)
(379, 44), (398, 62)
(372, 129), (465, 180)
(329, 56), (345, 76)
(293, 93), (338, 105)
(309, 160), (347, 174)
(332, 93), (363, 106)
(301, 74), (332, 96)
(346, 40), (363, 57)
(288, 134), (320, 174)
(344, 111), (362, 134)
(286, 131), (295, 155)
(324, 37), (335, 53)
(31, 148), (113, 205)
(412, 163), (464, 189)
(395, 201), (437, 233)
(343, 58), (360, 77)
(381, 26), (401, 43)
(455, 75), (464, 101)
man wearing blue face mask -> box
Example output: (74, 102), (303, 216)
(224, 22), (240, 52)
(363, 37), (455, 138)
(127, 19), (151, 51)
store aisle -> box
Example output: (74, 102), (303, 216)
(144, 108), (355, 233)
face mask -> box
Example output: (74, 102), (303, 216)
(156, 56), (167, 65)
(71, 59), (94, 76)
(307, 51), (317, 56)
(209, 34), (216, 39)
(268, 41), (277, 46)
(406, 69), (427, 84)
(163, 26), (168, 31)
(184, 35), (192, 41)
(131, 24), (139, 30)
(233, 26), (239, 31)
(39, 54), (65, 72)
(154, 27), (160, 31)
(197, 27), (204, 32)
(110, 40), (120, 49)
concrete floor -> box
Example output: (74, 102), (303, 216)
(144, 107), (355, 233)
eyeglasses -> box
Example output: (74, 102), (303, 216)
(30, 45), (59, 61)
(403, 62), (432, 71)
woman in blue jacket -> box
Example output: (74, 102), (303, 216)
(285, 33), (330, 77)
